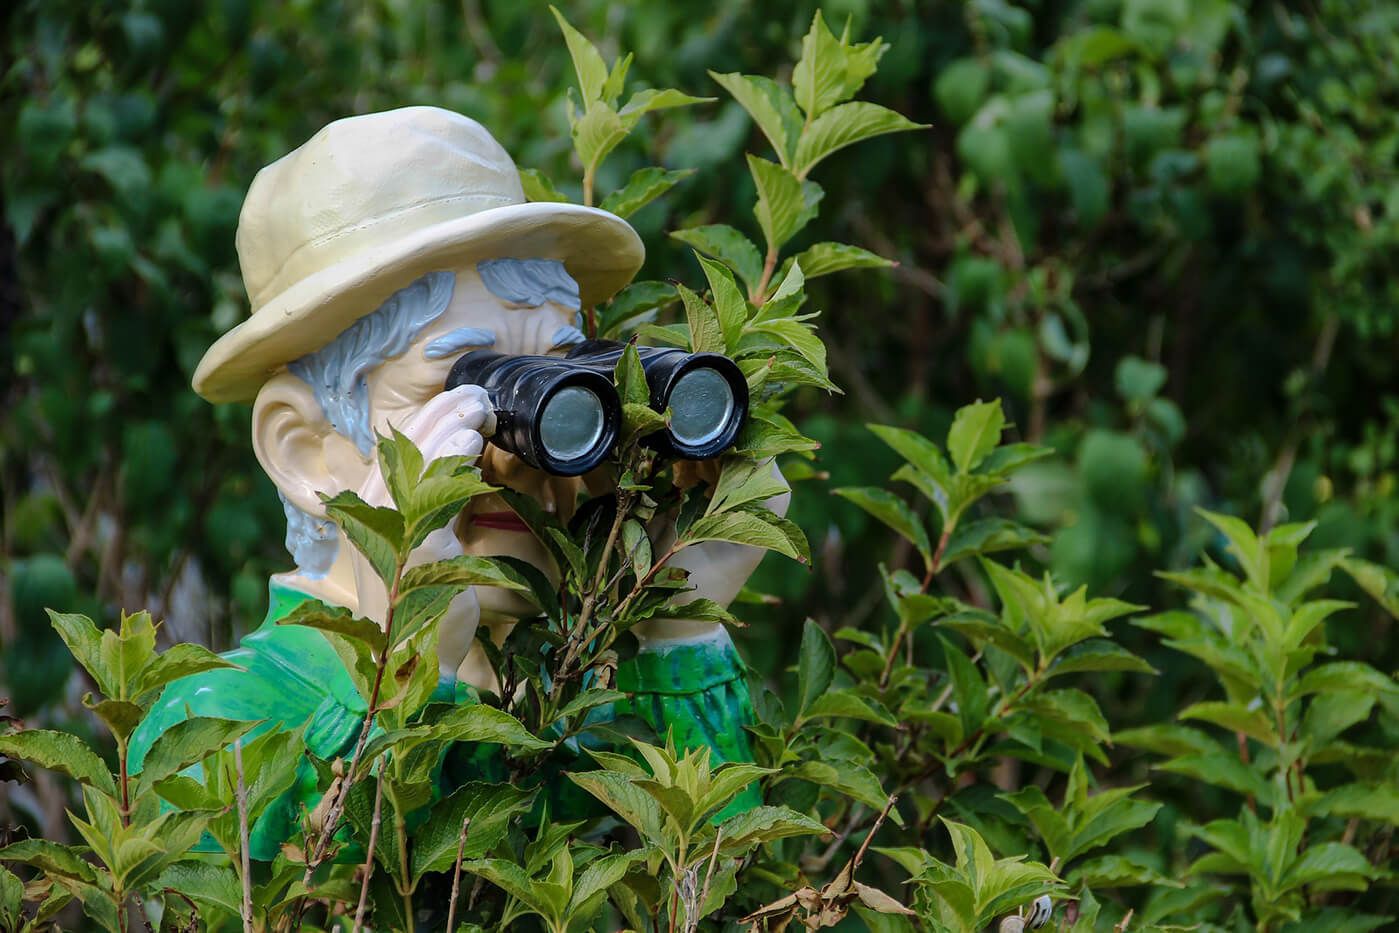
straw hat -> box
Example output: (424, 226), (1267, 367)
(193, 106), (644, 403)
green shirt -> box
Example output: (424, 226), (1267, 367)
(128, 581), (759, 859)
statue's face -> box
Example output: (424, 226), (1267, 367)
(362, 267), (588, 622)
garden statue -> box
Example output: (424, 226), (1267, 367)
(127, 106), (785, 858)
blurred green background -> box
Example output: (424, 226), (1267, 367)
(2, 0), (1395, 759)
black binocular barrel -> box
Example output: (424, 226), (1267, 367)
(567, 341), (749, 460)
(444, 351), (621, 477)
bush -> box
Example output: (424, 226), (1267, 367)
(2, 3), (1396, 931)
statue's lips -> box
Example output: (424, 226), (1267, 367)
(469, 510), (531, 533)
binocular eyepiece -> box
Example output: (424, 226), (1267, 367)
(444, 340), (748, 476)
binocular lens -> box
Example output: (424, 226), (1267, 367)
(539, 386), (607, 462)
(444, 341), (749, 476)
(668, 367), (737, 447)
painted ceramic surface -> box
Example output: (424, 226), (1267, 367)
(129, 107), (779, 857)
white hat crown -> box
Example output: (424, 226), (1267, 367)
(236, 106), (526, 312)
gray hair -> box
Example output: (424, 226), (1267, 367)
(478, 258), (581, 310)
(279, 260), (582, 576)
(290, 271), (456, 456)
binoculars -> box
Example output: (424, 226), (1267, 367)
(444, 340), (748, 476)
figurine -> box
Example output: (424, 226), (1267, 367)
(127, 106), (785, 858)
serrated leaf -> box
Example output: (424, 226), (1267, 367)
(947, 400), (1005, 473)
(398, 554), (530, 596)
(1179, 701), (1277, 744)
(0, 730), (114, 794)
(434, 703), (553, 752)
(940, 636), (989, 737)
(709, 71), (801, 166)
(600, 280), (678, 337)
(833, 487), (931, 567)
(697, 253), (748, 351)
(157, 861), (243, 918)
(716, 805), (829, 853)
(781, 241), (894, 281)
(136, 716), (260, 795)
(618, 88), (714, 123)
(684, 509), (807, 562)
(137, 643), (242, 699)
(1048, 640), (1156, 677)
(676, 281), (725, 354)
(321, 490), (404, 587)
(795, 101), (926, 175)
(748, 154), (820, 254)
(600, 167), (693, 218)
(411, 782), (535, 880)
(46, 610), (114, 697)
(572, 103), (627, 171)
(669, 225), (764, 293)
(803, 689), (898, 727)
(519, 167), (569, 203)
(797, 619), (836, 718)
(941, 518), (1046, 566)
(792, 11), (884, 119)
(550, 6), (608, 103)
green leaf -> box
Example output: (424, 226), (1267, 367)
(1294, 661), (1397, 699)
(572, 103), (627, 171)
(1340, 556), (1399, 618)
(519, 167), (570, 203)
(794, 102), (926, 176)
(940, 636), (990, 737)
(706, 460), (788, 516)
(833, 487), (931, 568)
(684, 509), (808, 562)
(600, 167), (693, 218)
(137, 643), (241, 699)
(433, 703), (553, 752)
(941, 518), (1046, 566)
(398, 554), (530, 596)
(1280, 842), (1377, 892)
(321, 490), (404, 587)
(784, 759), (898, 817)
(669, 225), (764, 293)
(697, 254), (749, 351)
(411, 782), (534, 880)
(157, 861), (243, 919)
(600, 280), (678, 337)
(84, 698), (144, 743)
(1048, 639), (1156, 677)
(708, 71), (801, 166)
(0, 730), (114, 794)
(1158, 753), (1272, 803)
(618, 88), (714, 124)
(715, 805), (829, 853)
(676, 281), (725, 355)
(550, 6), (608, 103)
(748, 154), (821, 254)
(567, 770), (667, 848)
(1197, 508), (1268, 593)
(1179, 701), (1277, 744)
(802, 689), (898, 727)
(792, 11), (885, 119)
(464, 858), (555, 919)
(783, 241), (894, 280)
(796, 619), (836, 717)
(46, 610), (113, 697)
(1068, 854), (1176, 889)
(136, 716), (260, 795)
(0, 838), (97, 882)
(0, 865), (22, 932)
(279, 600), (386, 654)
(947, 400), (1005, 473)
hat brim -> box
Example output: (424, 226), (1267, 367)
(193, 201), (644, 403)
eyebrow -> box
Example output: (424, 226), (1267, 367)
(423, 327), (496, 360)
(550, 324), (587, 349)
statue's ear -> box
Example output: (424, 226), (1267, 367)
(252, 373), (340, 517)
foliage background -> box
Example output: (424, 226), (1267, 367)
(1, 0), (1396, 922)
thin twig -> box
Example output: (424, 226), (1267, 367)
(352, 768), (387, 932)
(234, 740), (254, 933)
(693, 828), (724, 932)
(445, 817), (473, 933)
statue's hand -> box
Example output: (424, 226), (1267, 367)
(357, 384), (495, 679)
